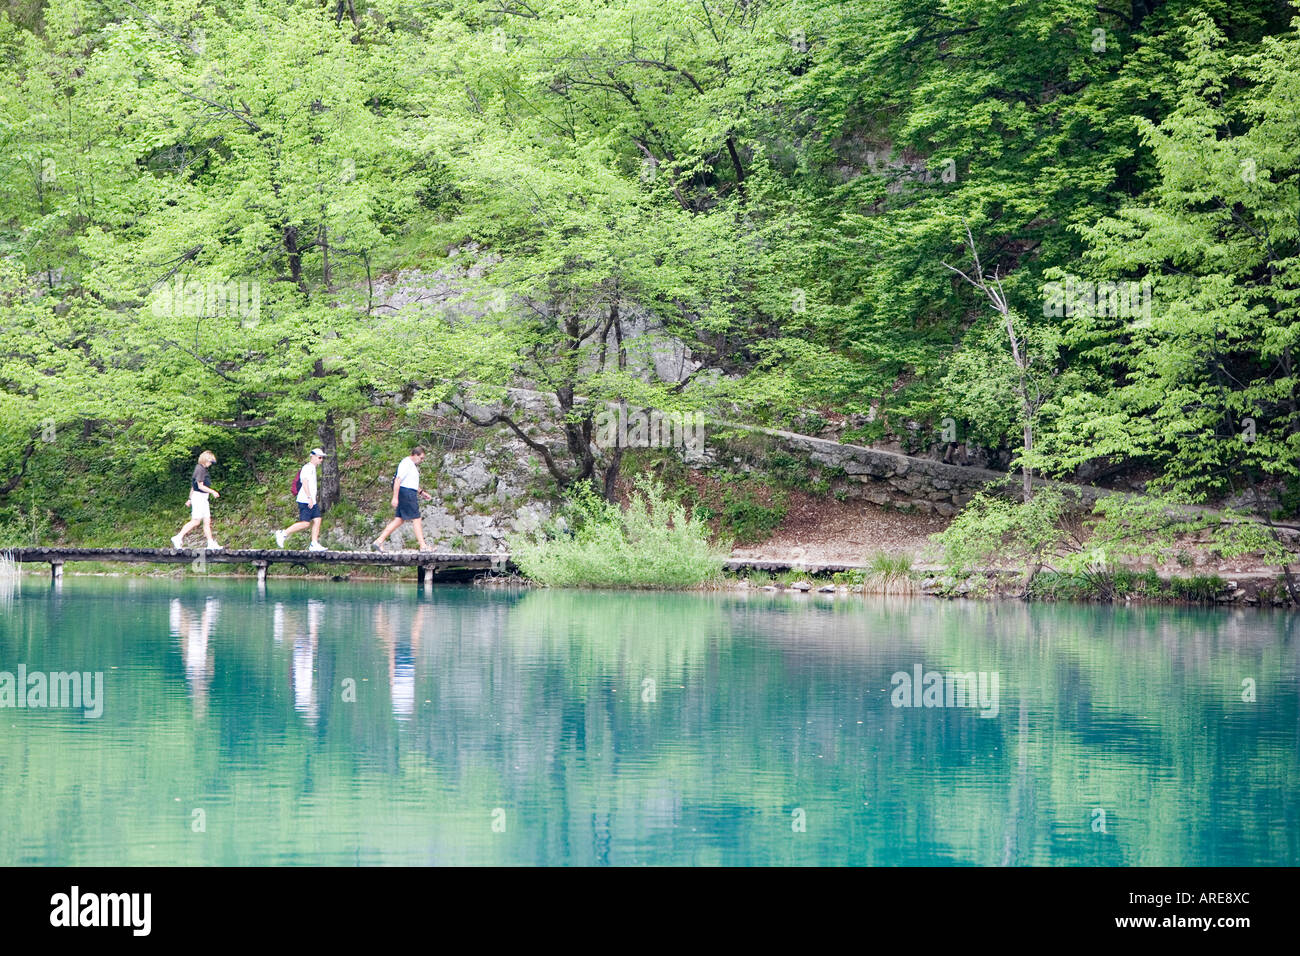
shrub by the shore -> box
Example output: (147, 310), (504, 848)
(509, 478), (729, 589)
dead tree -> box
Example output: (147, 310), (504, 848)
(942, 223), (1043, 501)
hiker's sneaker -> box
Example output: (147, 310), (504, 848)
(170, 534), (184, 549)
(206, 541), (224, 550)
(370, 540), (385, 553)
(308, 542), (328, 552)
(275, 530), (286, 549)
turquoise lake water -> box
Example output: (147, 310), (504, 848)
(1, 576), (1296, 865)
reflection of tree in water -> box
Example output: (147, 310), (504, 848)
(343, 591), (1293, 864)
(883, 601), (1300, 865)
(124, 589), (1300, 864)
(1000, 698), (1032, 866)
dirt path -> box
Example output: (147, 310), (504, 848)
(728, 494), (949, 566)
(731, 492), (1294, 584)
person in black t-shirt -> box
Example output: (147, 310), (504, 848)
(171, 450), (223, 549)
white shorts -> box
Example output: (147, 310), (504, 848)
(190, 492), (210, 519)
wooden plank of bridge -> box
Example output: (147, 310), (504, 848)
(8, 546), (498, 567)
(10, 546), (875, 577)
(7, 547), (505, 586)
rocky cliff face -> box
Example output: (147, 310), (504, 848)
(416, 444), (552, 553)
(352, 270), (1114, 550)
(328, 410), (554, 554)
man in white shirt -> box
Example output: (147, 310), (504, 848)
(372, 446), (434, 551)
(275, 448), (328, 551)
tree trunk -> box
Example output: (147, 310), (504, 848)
(598, 295), (626, 502)
(283, 224), (306, 292)
(1022, 420), (1034, 501)
(1019, 560), (1042, 600)
(316, 409), (340, 512)
(319, 222), (332, 291)
(725, 134), (746, 202)
(0, 441), (36, 497)
(602, 445), (624, 502)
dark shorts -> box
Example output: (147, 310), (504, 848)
(396, 487), (421, 519)
(298, 502), (321, 521)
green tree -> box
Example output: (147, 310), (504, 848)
(1037, 14), (1300, 596)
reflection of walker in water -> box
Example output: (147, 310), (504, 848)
(273, 600), (322, 726)
(372, 604), (425, 720)
(169, 597), (219, 718)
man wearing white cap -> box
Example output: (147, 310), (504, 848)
(275, 448), (329, 551)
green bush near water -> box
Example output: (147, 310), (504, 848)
(1029, 569), (1226, 603)
(509, 478), (729, 589)
(721, 484), (787, 544)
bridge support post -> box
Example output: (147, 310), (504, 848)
(51, 561), (63, 586)
(417, 565), (429, 588)
(253, 560), (269, 587)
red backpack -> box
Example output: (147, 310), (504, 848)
(290, 472), (301, 497)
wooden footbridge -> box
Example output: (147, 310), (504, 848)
(7, 547), (508, 586)
(6, 546), (874, 586)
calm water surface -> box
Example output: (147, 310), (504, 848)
(1, 576), (1296, 865)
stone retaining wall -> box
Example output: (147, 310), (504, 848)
(738, 426), (1111, 516)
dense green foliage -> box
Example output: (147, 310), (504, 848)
(934, 488), (1076, 586)
(509, 477), (728, 587)
(2, 0), (1299, 556)
(935, 483), (1294, 598)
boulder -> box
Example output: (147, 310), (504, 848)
(462, 514), (497, 537)
(448, 460), (495, 495)
(421, 507), (459, 534)
(512, 505), (547, 533)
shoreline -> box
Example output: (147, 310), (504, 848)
(9, 564), (1295, 609)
